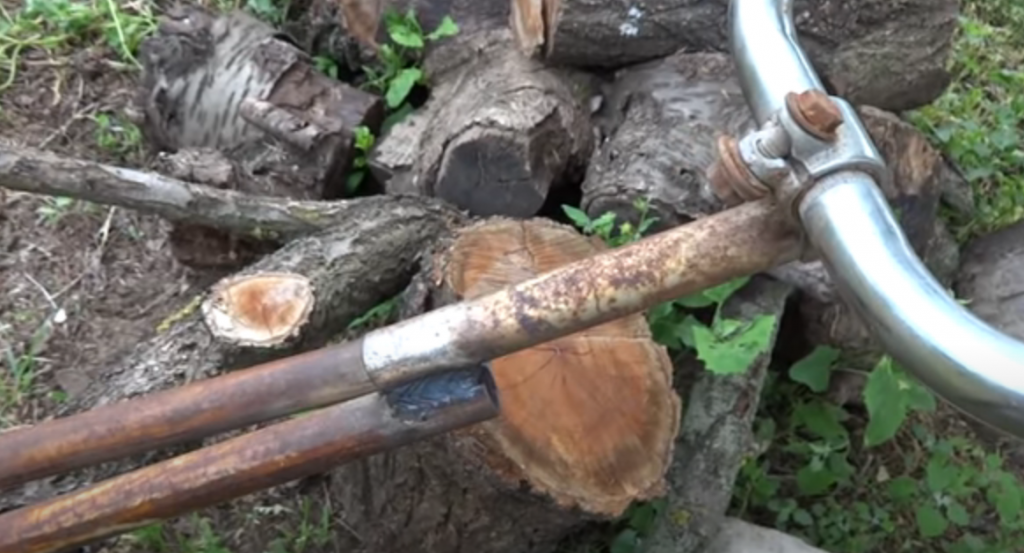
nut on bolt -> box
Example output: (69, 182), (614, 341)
(785, 90), (843, 141)
(707, 135), (770, 207)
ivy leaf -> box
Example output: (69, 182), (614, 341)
(385, 67), (422, 108)
(694, 314), (776, 375)
(863, 358), (908, 447)
(915, 504), (948, 538)
(788, 345), (840, 392)
(425, 15), (459, 41)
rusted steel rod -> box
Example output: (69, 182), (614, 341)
(0, 198), (802, 493)
(359, 197), (804, 382)
(0, 341), (375, 490)
(0, 366), (499, 553)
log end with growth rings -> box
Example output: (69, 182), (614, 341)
(201, 272), (315, 347)
(439, 218), (682, 517)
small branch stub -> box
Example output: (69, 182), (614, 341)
(202, 272), (316, 347)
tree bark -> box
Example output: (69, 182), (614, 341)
(510, 0), (959, 112)
(582, 52), (750, 232)
(372, 27), (596, 218)
(317, 217), (682, 553)
(0, 194), (464, 515)
(136, 5), (384, 270)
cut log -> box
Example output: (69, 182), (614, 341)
(136, 5), (384, 270)
(582, 52), (750, 232)
(0, 194), (464, 515)
(955, 219), (1024, 342)
(318, 217), (681, 553)
(372, 27), (596, 218)
(511, 0), (958, 112)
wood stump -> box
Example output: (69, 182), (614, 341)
(321, 217), (682, 553)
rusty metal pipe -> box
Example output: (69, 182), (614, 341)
(0, 340), (376, 490)
(0, 366), (499, 553)
(360, 198), (803, 383)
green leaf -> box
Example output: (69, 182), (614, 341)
(385, 67), (423, 108)
(677, 277), (749, 308)
(792, 401), (847, 441)
(995, 483), (1022, 524)
(915, 504), (948, 538)
(561, 205), (591, 230)
(610, 529), (638, 553)
(904, 379), (938, 412)
(788, 345), (840, 392)
(387, 17), (424, 48)
(796, 464), (837, 496)
(693, 314), (776, 375)
(863, 358), (908, 447)
(425, 15), (459, 41)
(925, 456), (958, 493)
(792, 508), (814, 526)
(353, 126), (375, 151)
(946, 501), (971, 526)
(887, 475), (919, 502)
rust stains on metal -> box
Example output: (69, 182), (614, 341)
(442, 198), (804, 365)
(785, 90), (843, 141)
(0, 339), (369, 491)
(707, 135), (772, 206)
(0, 366), (499, 553)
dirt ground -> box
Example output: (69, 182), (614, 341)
(0, 29), (187, 426)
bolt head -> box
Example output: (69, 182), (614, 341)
(794, 90), (843, 135)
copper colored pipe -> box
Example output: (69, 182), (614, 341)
(0, 340), (373, 490)
(0, 366), (499, 553)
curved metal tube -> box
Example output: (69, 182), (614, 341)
(730, 0), (1024, 438)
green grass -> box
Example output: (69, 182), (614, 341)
(909, 0), (1024, 239)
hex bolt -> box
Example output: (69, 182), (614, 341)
(785, 90), (843, 141)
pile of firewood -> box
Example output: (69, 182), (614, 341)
(3, 0), (1009, 552)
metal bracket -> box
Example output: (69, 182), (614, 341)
(708, 90), (892, 223)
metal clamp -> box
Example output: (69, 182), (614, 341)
(708, 90), (892, 221)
